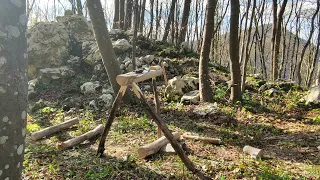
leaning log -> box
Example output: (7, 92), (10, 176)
(58, 124), (104, 150)
(138, 132), (181, 158)
(31, 117), (79, 141)
(182, 134), (222, 144)
(243, 145), (263, 159)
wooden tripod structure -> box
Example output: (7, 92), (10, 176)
(96, 65), (211, 180)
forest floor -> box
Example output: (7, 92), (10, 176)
(24, 59), (320, 180)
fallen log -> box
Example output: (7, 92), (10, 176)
(182, 134), (222, 145)
(138, 132), (181, 158)
(243, 145), (263, 159)
(58, 124), (104, 150)
(31, 117), (79, 141)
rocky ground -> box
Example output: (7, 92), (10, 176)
(24, 14), (319, 180)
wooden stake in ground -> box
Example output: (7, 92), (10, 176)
(243, 145), (263, 159)
(31, 117), (79, 141)
(152, 77), (162, 138)
(182, 134), (222, 145)
(138, 132), (181, 158)
(58, 124), (104, 150)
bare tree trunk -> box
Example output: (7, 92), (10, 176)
(239, 1), (251, 66)
(179, 0), (192, 43)
(87, 0), (122, 94)
(0, 1), (27, 179)
(199, 0), (217, 102)
(147, 0), (154, 39)
(120, 0), (125, 29)
(139, 0), (146, 33)
(271, 0), (288, 81)
(162, 0), (177, 41)
(124, 0), (133, 30)
(229, 0), (242, 102)
(308, 17), (320, 87)
(76, 0), (83, 15)
(113, 0), (120, 29)
(297, 0), (319, 85)
(241, 0), (256, 92)
(132, 0), (139, 70)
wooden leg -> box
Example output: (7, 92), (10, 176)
(131, 83), (210, 180)
(97, 86), (127, 157)
(152, 78), (162, 138)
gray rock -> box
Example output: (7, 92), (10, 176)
(97, 94), (113, 108)
(102, 87), (114, 94)
(144, 55), (155, 64)
(181, 90), (200, 104)
(120, 64), (125, 70)
(165, 75), (199, 101)
(160, 143), (182, 154)
(317, 145), (320, 151)
(264, 88), (278, 97)
(39, 66), (75, 83)
(113, 39), (132, 53)
(89, 100), (98, 110)
(193, 102), (218, 116)
(305, 86), (320, 105)
(109, 29), (124, 36)
(127, 64), (134, 72)
(80, 81), (101, 95)
(82, 41), (101, 65)
(124, 61), (131, 67)
(28, 79), (39, 100)
(67, 56), (81, 68)
(28, 22), (70, 79)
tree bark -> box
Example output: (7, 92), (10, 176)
(229, 0), (242, 102)
(179, 0), (192, 44)
(124, 0), (133, 30)
(0, 0), (27, 179)
(87, 0), (122, 94)
(199, 0), (217, 102)
(120, 0), (125, 29)
(113, 0), (120, 29)
(76, 0), (83, 15)
(132, 0), (139, 70)
(162, 0), (177, 41)
(139, 0), (146, 33)
(147, 0), (154, 39)
(271, 0), (288, 81)
(297, 0), (319, 85)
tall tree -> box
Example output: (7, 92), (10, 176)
(0, 0), (28, 179)
(113, 0), (120, 29)
(147, 0), (154, 38)
(199, 0), (218, 102)
(124, 0), (133, 30)
(271, 0), (288, 81)
(76, 0), (83, 15)
(162, 0), (177, 41)
(139, 0), (146, 33)
(120, 0), (125, 29)
(229, 0), (242, 102)
(132, 0), (139, 70)
(297, 0), (320, 85)
(179, 0), (192, 43)
(87, 0), (122, 93)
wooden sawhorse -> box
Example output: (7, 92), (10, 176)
(96, 66), (210, 180)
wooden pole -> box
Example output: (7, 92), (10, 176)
(138, 132), (180, 158)
(58, 124), (104, 150)
(131, 83), (211, 180)
(182, 134), (222, 145)
(31, 117), (79, 141)
(152, 78), (162, 137)
(97, 86), (127, 157)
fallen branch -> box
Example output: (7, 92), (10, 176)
(243, 145), (263, 159)
(58, 124), (104, 150)
(182, 134), (222, 145)
(31, 117), (79, 141)
(138, 132), (181, 158)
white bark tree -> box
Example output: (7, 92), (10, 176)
(0, 0), (28, 179)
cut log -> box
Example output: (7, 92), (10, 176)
(138, 132), (181, 158)
(31, 117), (79, 141)
(58, 124), (104, 150)
(243, 145), (263, 159)
(182, 134), (222, 145)
(116, 65), (163, 86)
(317, 145), (320, 151)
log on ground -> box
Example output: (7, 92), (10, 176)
(182, 134), (222, 144)
(243, 145), (263, 159)
(138, 132), (181, 158)
(31, 117), (79, 141)
(58, 124), (104, 150)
